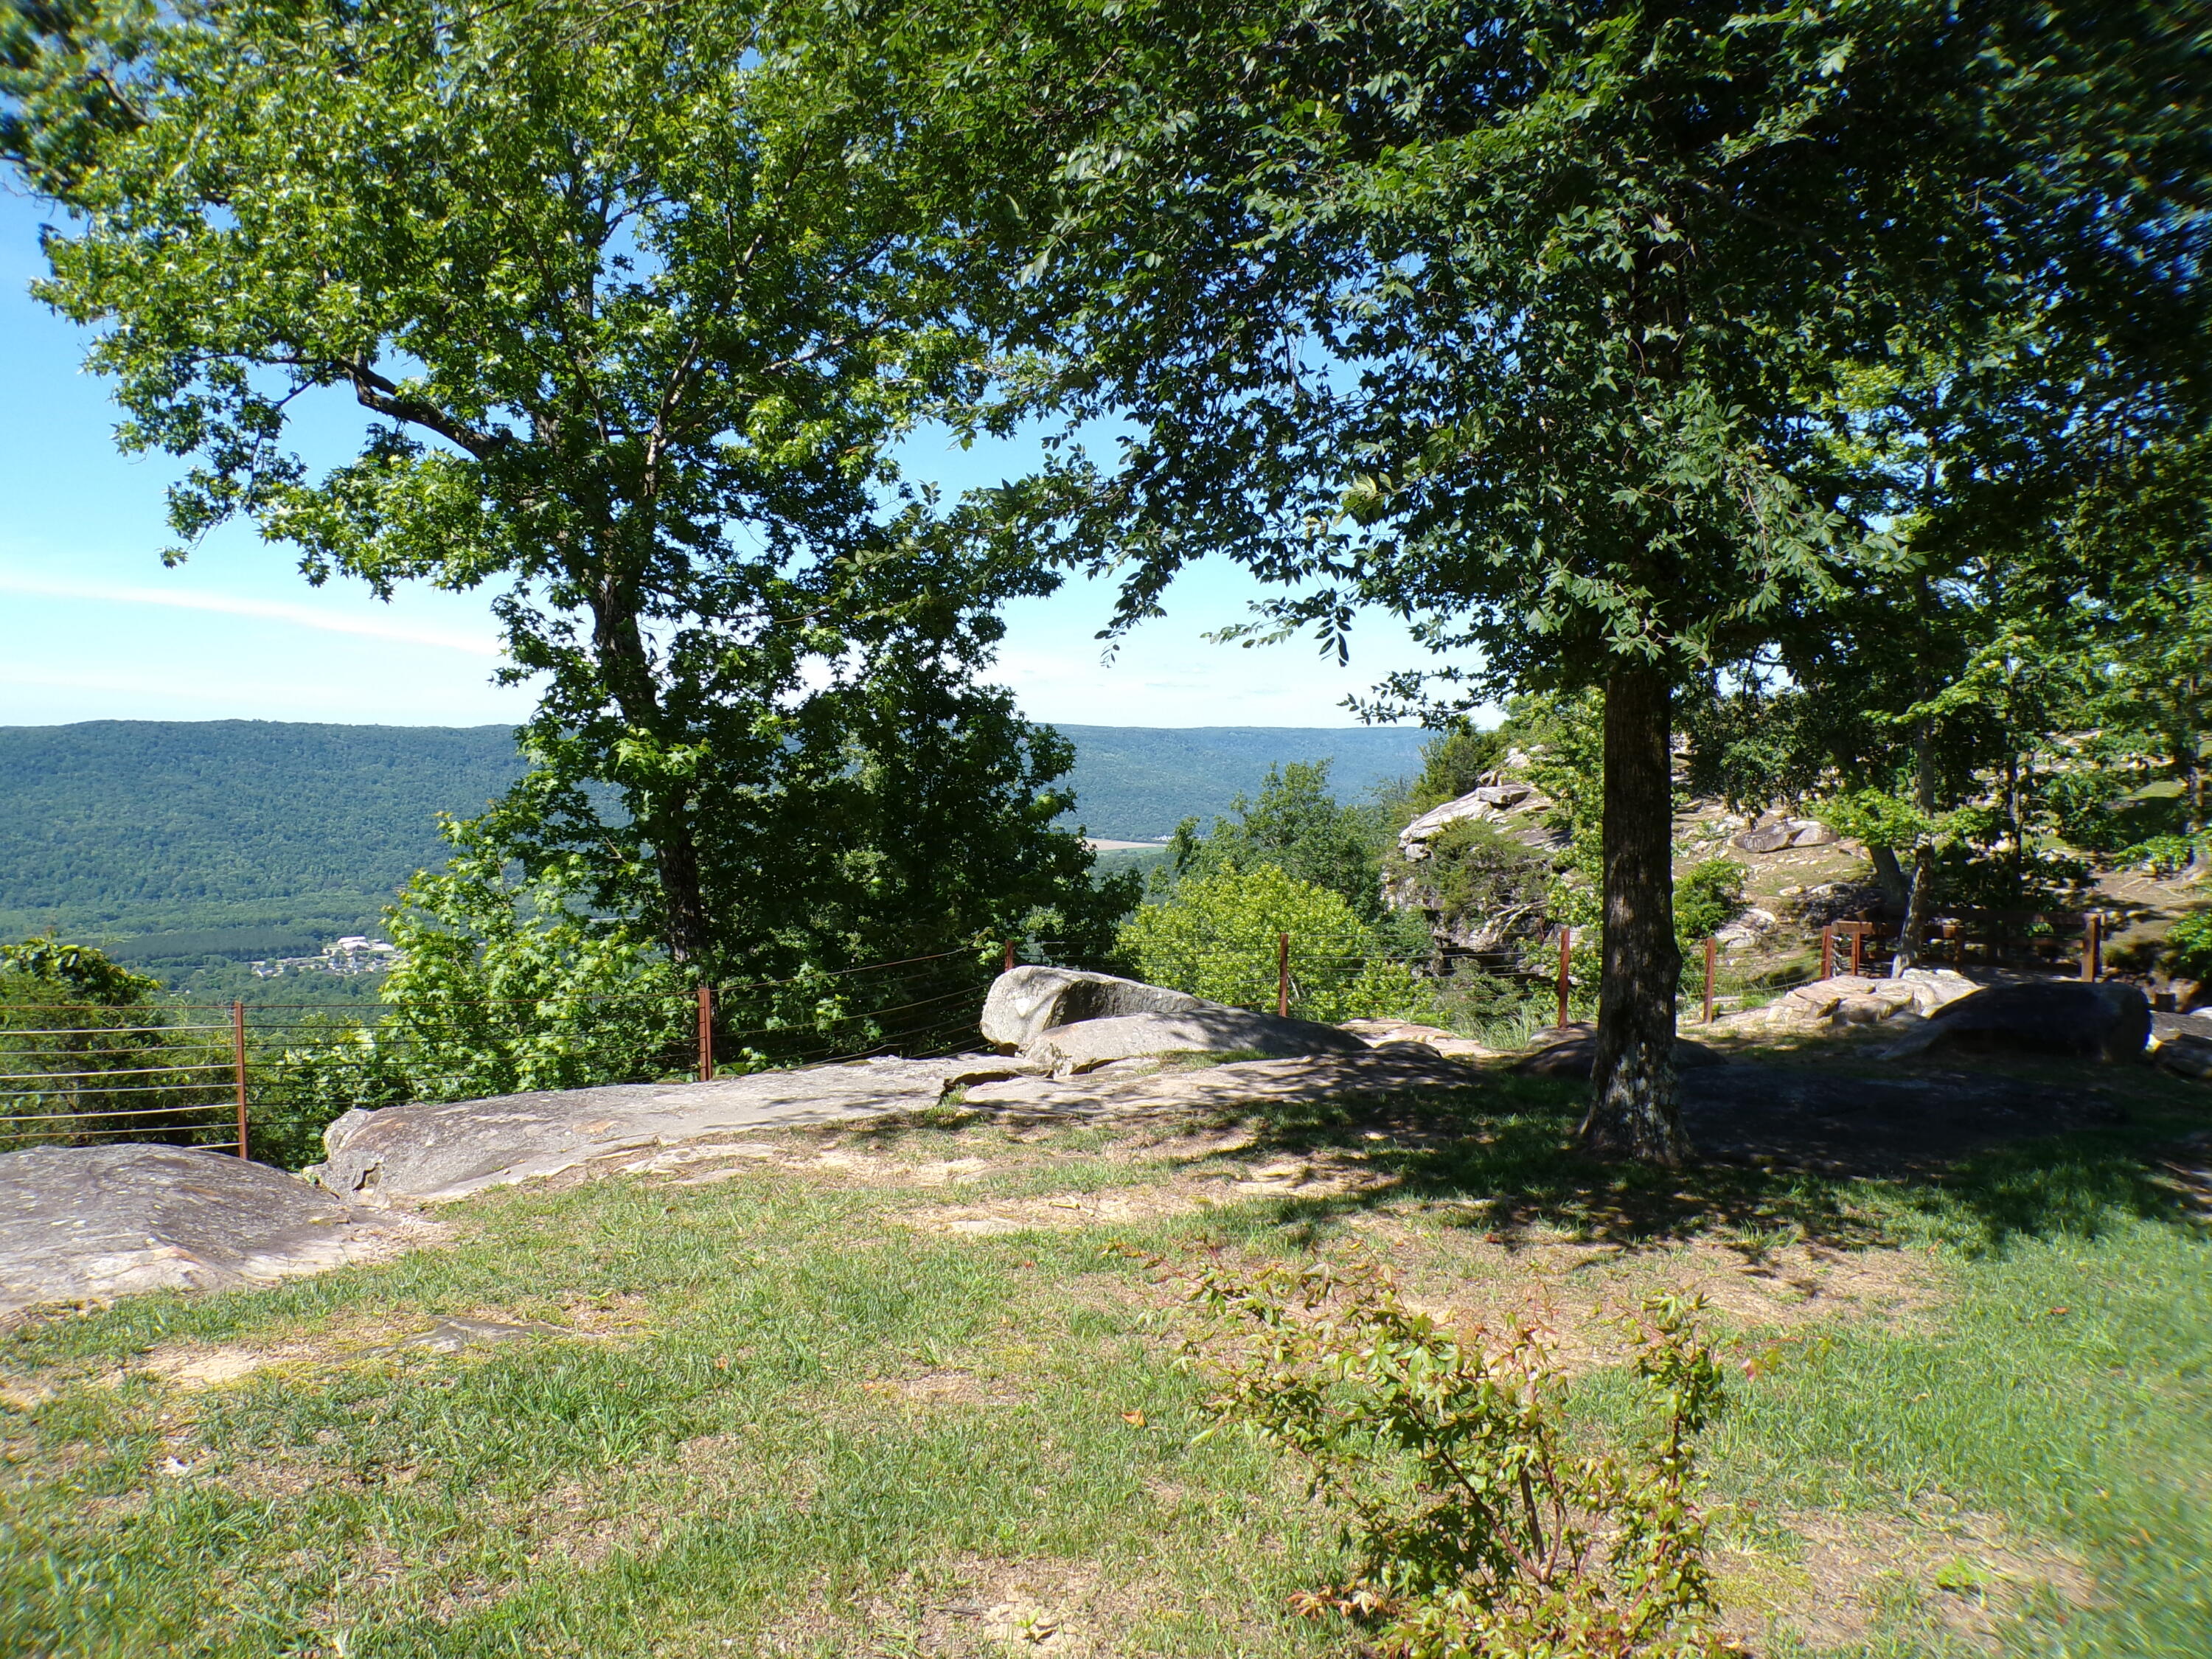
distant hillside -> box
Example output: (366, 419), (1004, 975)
(1048, 724), (1427, 839)
(0, 720), (1431, 958)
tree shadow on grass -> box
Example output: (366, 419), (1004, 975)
(1202, 1062), (2211, 1259)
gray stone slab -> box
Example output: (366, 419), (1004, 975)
(307, 1054), (1029, 1203)
(0, 1144), (438, 1322)
(1019, 1007), (1370, 1073)
(979, 967), (1208, 1049)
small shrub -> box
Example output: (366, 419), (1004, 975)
(1184, 1252), (1728, 1659)
(1672, 860), (1746, 947)
(2167, 910), (2212, 981)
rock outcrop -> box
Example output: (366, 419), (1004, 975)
(1019, 1007), (1369, 1074)
(980, 967), (1206, 1051)
(1713, 970), (1979, 1036)
(306, 1055), (1035, 1203)
(1731, 816), (1839, 854)
(2152, 1031), (2212, 1081)
(1885, 980), (2152, 1063)
(1387, 779), (1567, 961)
(0, 1144), (438, 1322)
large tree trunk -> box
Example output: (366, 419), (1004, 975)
(1891, 731), (1941, 975)
(1866, 845), (1910, 911)
(1578, 664), (1691, 1165)
(651, 796), (712, 968)
(593, 569), (714, 968)
(1891, 843), (1936, 975)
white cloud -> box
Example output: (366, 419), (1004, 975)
(0, 571), (503, 656)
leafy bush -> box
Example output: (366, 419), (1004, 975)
(1672, 860), (1745, 947)
(1184, 1253), (1729, 1659)
(1119, 864), (1438, 1022)
(2167, 911), (2212, 981)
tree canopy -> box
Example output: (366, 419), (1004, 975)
(2, 0), (1119, 984)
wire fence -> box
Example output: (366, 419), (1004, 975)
(0, 908), (2110, 1164)
(0, 947), (1004, 1166)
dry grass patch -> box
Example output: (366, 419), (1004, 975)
(765, 1556), (1200, 1658)
(1714, 1508), (2096, 1652)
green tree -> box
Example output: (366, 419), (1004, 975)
(1119, 864), (1430, 1023)
(936, 1), (2204, 1161)
(1, 0), (1102, 981)
(1154, 760), (1394, 919)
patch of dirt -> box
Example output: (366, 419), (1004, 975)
(128, 1312), (411, 1392)
(860, 1368), (1026, 1408)
(763, 1557), (1157, 1657)
(900, 1189), (1207, 1236)
(1714, 1509), (2095, 1652)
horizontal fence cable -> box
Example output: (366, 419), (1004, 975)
(0, 1099), (237, 1124)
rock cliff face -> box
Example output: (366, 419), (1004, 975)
(1384, 776), (1571, 964)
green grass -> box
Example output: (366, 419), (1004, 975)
(2, 1066), (2208, 1657)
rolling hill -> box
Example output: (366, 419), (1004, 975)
(0, 720), (1432, 965)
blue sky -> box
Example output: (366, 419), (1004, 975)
(0, 187), (1443, 730)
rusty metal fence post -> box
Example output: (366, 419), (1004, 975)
(2080, 911), (2102, 981)
(231, 1001), (249, 1160)
(1276, 932), (1290, 1018)
(696, 984), (715, 1082)
(1555, 927), (1572, 1029)
(1004, 939), (1015, 975)
(1703, 936), (1717, 1024)
(1820, 925), (1835, 981)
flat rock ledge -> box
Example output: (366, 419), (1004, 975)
(0, 1144), (441, 1325)
(306, 1054), (1041, 1203)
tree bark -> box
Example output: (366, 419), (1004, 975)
(1867, 845), (1910, 911)
(1891, 731), (1940, 975)
(1578, 664), (1691, 1165)
(590, 564), (714, 967)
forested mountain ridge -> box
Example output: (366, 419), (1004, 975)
(0, 719), (1429, 950)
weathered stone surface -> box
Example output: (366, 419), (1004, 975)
(0, 1145), (439, 1322)
(1338, 1018), (1497, 1060)
(1713, 908), (1778, 951)
(1020, 1008), (1370, 1074)
(962, 1048), (1480, 1116)
(1713, 970), (1979, 1036)
(1732, 816), (1836, 854)
(1509, 1024), (1727, 1079)
(978, 967), (1206, 1050)
(2151, 1032), (2212, 1081)
(1887, 980), (2152, 1063)
(1395, 783), (1566, 859)
(307, 1055), (1033, 1203)
(1732, 823), (1794, 854)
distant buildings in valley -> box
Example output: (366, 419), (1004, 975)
(249, 936), (401, 978)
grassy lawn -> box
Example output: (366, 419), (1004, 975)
(2, 1063), (2207, 1658)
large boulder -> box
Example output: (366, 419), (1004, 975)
(1715, 970), (1979, 1035)
(1020, 1008), (1370, 1074)
(0, 1144), (437, 1321)
(1888, 980), (2151, 1063)
(308, 1055), (1033, 1203)
(2154, 1033), (2212, 1081)
(979, 967), (1206, 1050)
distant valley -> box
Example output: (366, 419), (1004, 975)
(0, 719), (1429, 990)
